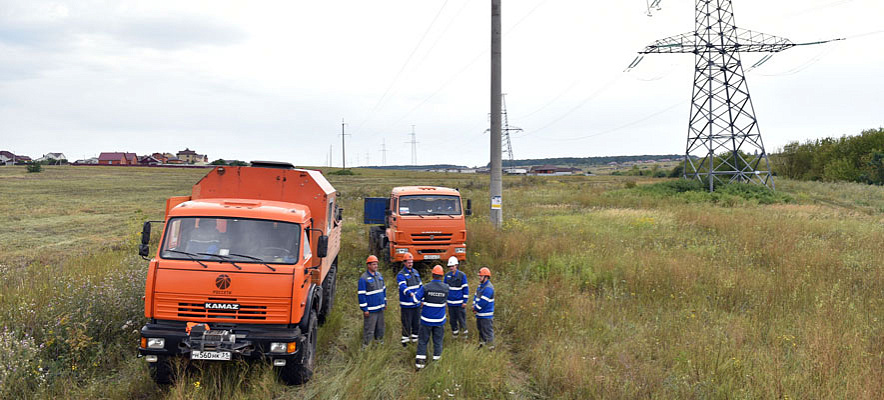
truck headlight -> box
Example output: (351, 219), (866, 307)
(270, 342), (296, 353)
(396, 248), (408, 254)
(147, 338), (165, 349)
(455, 248), (466, 254)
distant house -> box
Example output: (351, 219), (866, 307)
(530, 165), (559, 175)
(151, 153), (169, 163)
(0, 151), (13, 166)
(36, 153), (67, 164)
(98, 152), (139, 165)
(529, 165), (582, 176)
(73, 158), (99, 165)
(139, 155), (162, 165)
(2, 151), (33, 165)
(177, 148), (208, 164)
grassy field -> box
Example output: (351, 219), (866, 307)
(1, 165), (882, 399)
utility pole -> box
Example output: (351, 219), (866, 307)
(380, 138), (388, 166)
(328, 145), (332, 167)
(340, 119), (350, 169)
(365, 152), (370, 166)
(490, 0), (503, 228)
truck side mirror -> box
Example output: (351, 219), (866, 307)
(317, 235), (329, 258)
(384, 209), (392, 216)
(465, 199), (472, 216)
(335, 206), (343, 222)
(139, 221), (152, 258)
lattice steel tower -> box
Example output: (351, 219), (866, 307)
(637, 0), (805, 190)
(501, 94), (522, 164)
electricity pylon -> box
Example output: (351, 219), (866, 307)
(501, 94), (522, 164)
(633, 0), (836, 191)
(486, 94), (522, 166)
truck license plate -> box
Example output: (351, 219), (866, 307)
(423, 255), (440, 260)
(191, 351), (231, 361)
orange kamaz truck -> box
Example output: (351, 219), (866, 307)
(137, 162), (341, 385)
(364, 186), (470, 265)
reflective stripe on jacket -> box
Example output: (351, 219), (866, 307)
(414, 279), (449, 326)
(472, 281), (494, 319)
(444, 270), (469, 306)
(396, 267), (422, 308)
(358, 270), (386, 312)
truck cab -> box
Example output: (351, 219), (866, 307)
(365, 186), (470, 265)
(137, 163), (341, 385)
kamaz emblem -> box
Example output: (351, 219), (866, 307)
(205, 303), (240, 310)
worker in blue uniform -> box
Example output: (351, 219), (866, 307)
(472, 267), (495, 348)
(396, 252), (422, 346)
(413, 265), (449, 369)
(358, 255), (386, 347)
(443, 256), (469, 337)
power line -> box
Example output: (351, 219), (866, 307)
(353, 1), (450, 135)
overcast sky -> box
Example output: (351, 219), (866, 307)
(1, 0), (882, 167)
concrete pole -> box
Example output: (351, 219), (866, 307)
(341, 119), (347, 170)
(490, 0), (503, 228)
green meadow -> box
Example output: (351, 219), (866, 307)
(0, 166), (881, 399)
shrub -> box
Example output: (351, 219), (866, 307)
(26, 163), (42, 173)
(328, 169), (356, 176)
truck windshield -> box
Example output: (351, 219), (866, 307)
(398, 195), (461, 216)
(160, 217), (301, 264)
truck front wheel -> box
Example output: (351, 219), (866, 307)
(148, 355), (175, 385)
(278, 310), (317, 385)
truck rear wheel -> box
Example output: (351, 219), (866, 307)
(318, 260), (337, 325)
(278, 310), (317, 385)
(148, 355), (175, 385)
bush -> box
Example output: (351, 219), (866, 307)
(328, 169), (356, 176)
(627, 179), (793, 204)
(26, 163), (42, 173)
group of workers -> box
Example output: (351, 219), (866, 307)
(357, 253), (495, 370)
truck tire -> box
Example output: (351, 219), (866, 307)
(278, 310), (317, 385)
(149, 355), (175, 385)
(318, 260), (337, 325)
(369, 226), (384, 257)
(381, 241), (391, 268)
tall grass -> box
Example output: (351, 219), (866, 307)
(1, 166), (882, 399)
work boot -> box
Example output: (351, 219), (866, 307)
(415, 357), (427, 371)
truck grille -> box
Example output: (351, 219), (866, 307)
(154, 294), (291, 323)
(410, 233), (453, 243)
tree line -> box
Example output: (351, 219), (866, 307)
(771, 128), (884, 185)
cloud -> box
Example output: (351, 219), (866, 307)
(0, 4), (245, 51)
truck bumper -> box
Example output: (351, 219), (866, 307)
(391, 245), (466, 263)
(138, 320), (306, 364)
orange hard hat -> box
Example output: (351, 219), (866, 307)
(478, 267), (491, 277)
(404, 252), (414, 261)
(432, 265), (444, 275)
(366, 255), (379, 263)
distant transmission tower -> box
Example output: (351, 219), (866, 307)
(632, 0), (837, 191)
(407, 125), (419, 165)
(380, 138), (387, 166)
(501, 94), (522, 164)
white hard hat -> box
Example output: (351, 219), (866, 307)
(447, 256), (459, 266)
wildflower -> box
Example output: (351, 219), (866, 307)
(194, 381), (201, 389)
